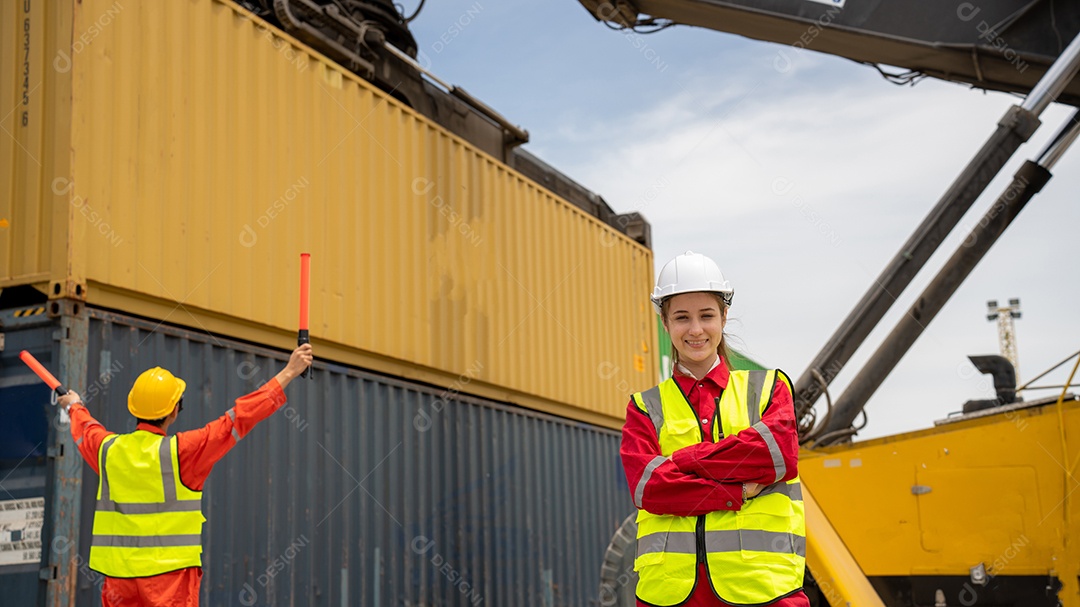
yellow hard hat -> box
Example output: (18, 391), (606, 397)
(128, 367), (186, 419)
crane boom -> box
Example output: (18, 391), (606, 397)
(579, 0), (1080, 105)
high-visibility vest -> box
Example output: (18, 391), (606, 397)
(89, 431), (206, 577)
(631, 369), (805, 606)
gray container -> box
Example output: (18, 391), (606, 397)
(0, 305), (633, 606)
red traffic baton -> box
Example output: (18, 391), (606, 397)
(18, 350), (69, 397)
(298, 253), (312, 379)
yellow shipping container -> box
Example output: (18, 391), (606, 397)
(1, 0), (655, 428)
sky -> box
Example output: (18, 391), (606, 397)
(407, 1), (1079, 440)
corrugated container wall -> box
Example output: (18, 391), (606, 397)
(1, 0), (657, 429)
(4, 308), (632, 605)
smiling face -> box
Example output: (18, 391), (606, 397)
(661, 291), (727, 377)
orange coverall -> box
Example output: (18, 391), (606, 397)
(68, 379), (288, 607)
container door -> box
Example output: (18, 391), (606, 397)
(0, 322), (57, 605)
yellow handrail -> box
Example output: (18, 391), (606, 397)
(804, 481), (886, 607)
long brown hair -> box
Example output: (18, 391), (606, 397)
(660, 293), (732, 371)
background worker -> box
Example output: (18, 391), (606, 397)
(621, 251), (808, 606)
(56, 343), (314, 607)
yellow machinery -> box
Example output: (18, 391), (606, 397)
(802, 389), (1080, 606)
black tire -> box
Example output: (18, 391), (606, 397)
(599, 512), (639, 607)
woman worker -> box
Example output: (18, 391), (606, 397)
(621, 251), (808, 606)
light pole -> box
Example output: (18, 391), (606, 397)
(987, 298), (1022, 383)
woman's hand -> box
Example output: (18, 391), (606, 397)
(744, 482), (765, 500)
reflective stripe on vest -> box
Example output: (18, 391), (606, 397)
(89, 431), (206, 577)
(92, 534), (203, 548)
(631, 369), (805, 606)
(637, 530), (807, 557)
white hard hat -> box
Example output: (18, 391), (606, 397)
(651, 251), (734, 314)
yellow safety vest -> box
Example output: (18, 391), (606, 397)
(89, 431), (206, 577)
(631, 369), (805, 606)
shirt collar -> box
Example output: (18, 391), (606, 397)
(677, 355), (720, 380)
(674, 355), (730, 388)
(136, 422), (167, 436)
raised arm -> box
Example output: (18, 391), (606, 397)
(176, 344), (313, 490)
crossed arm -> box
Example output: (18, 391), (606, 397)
(620, 376), (800, 516)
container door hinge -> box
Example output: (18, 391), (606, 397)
(47, 445), (64, 459)
(39, 566), (57, 580)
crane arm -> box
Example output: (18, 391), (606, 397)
(579, 0), (1080, 105)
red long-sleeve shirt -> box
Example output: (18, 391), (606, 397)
(620, 357), (808, 607)
(66, 379), (288, 602)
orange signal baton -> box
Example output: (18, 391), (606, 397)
(299, 252), (312, 379)
(18, 350), (69, 396)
